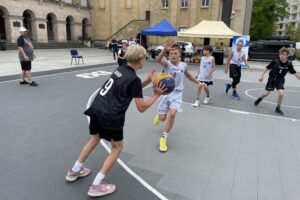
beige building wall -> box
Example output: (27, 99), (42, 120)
(0, 0), (91, 43)
(89, 0), (251, 47)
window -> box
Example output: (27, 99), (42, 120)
(64, 0), (72, 4)
(181, 0), (188, 8)
(279, 24), (283, 29)
(81, 0), (88, 7)
(201, 0), (209, 7)
(162, 0), (169, 9)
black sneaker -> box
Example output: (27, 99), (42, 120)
(225, 84), (231, 94)
(254, 97), (262, 106)
(275, 107), (284, 115)
(19, 80), (29, 85)
(29, 81), (38, 87)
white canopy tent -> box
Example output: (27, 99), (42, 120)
(178, 20), (240, 38)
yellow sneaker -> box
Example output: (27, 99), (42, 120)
(153, 114), (160, 126)
(159, 137), (168, 152)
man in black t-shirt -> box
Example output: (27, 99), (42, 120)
(17, 27), (38, 86)
(254, 47), (300, 115)
(65, 45), (166, 197)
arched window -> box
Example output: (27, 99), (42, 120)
(0, 8), (6, 40)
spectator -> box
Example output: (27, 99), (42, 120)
(111, 36), (118, 60)
(128, 37), (136, 46)
(180, 45), (186, 62)
(17, 27), (38, 86)
(118, 43), (129, 66)
(288, 43), (296, 63)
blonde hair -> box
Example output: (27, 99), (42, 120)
(279, 47), (289, 55)
(125, 45), (147, 64)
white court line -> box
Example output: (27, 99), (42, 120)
(245, 88), (300, 109)
(0, 63), (117, 84)
(86, 89), (168, 200)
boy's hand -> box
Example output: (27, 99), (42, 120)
(154, 82), (167, 96)
(258, 76), (263, 82)
(147, 68), (156, 81)
(224, 65), (228, 74)
(248, 66), (252, 72)
(164, 39), (174, 52)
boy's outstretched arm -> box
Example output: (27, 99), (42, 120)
(294, 72), (300, 80)
(258, 66), (269, 82)
(224, 52), (233, 74)
(156, 39), (174, 67)
(142, 68), (156, 88)
(134, 83), (166, 113)
(184, 68), (200, 84)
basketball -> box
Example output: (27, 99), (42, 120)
(153, 73), (175, 95)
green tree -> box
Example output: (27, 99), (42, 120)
(250, 0), (288, 41)
(286, 23), (300, 41)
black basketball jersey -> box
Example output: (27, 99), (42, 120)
(267, 58), (296, 79)
(84, 65), (143, 130)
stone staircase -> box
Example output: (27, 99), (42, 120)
(4, 41), (86, 50)
(93, 20), (150, 48)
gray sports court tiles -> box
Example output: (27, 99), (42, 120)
(0, 62), (300, 200)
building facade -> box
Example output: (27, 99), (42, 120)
(0, 0), (91, 43)
(276, 0), (299, 36)
(89, 0), (253, 46)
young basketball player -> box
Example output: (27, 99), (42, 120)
(66, 45), (165, 197)
(225, 40), (252, 100)
(153, 39), (200, 152)
(192, 45), (216, 107)
(254, 47), (300, 115)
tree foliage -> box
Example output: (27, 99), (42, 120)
(286, 23), (300, 41)
(250, 0), (288, 40)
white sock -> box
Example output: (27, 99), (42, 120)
(162, 132), (168, 138)
(93, 172), (105, 185)
(72, 160), (83, 172)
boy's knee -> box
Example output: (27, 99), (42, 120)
(169, 110), (177, 119)
(112, 141), (123, 151)
(159, 115), (167, 121)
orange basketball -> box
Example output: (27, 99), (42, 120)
(153, 73), (175, 95)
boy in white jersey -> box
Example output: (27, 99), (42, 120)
(192, 45), (216, 107)
(225, 40), (251, 100)
(153, 39), (200, 152)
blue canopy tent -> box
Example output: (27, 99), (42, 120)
(140, 18), (177, 36)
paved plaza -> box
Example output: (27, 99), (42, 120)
(0, 48), (300, 200)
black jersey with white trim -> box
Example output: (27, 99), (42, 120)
(84, 65), (143, 130)
(267, 58), (296, 79)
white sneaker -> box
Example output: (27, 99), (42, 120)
(203, 97), (210, 104)
(192, 100), (200, 107)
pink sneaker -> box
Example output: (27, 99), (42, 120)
(65, 166), (91, 182)
(87, 181), (116, 197)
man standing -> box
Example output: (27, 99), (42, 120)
(17, 27), (38, 86)
(224, 40), (251, 100)
(288, 43), (296, 63)
(111, 36), (118, 60)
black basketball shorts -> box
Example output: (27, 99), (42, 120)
(89, 117), (123, 141)
(265, 77), (285, 91)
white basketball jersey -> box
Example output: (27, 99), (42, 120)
(198, 55), (214, 82)
(164, 60), (187, 91)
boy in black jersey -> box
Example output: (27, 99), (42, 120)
(254, 47), (300, 115)
(66, 45), (165, 197)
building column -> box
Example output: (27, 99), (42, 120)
(73, 22), (82, 41)
(56, 20), (67, 42)
(5, 15), (23, 43)
(33, 18), (47, 43)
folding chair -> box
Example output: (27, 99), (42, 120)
(70, 49), (84, 65)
